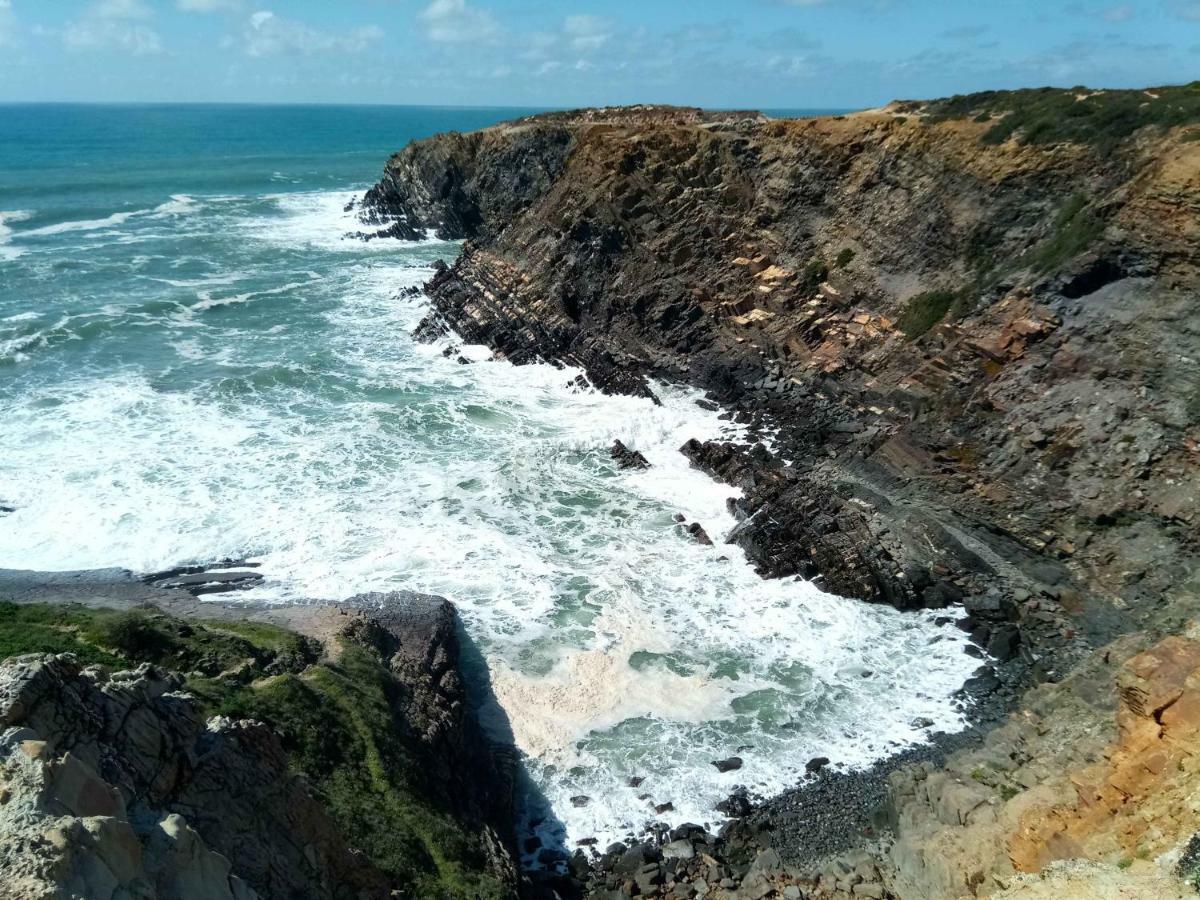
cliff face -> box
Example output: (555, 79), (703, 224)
(362, 95), (1200, 690)
(0, 593), (520, 900)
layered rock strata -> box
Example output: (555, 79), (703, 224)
(359, 90), (1200, 898)
(361, 95), (1200, 688)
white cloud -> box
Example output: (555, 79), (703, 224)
(238, 10), (383, 57)
(563, 14), (612, 52)
(1170, 0), (1200, 20)
(62, 0), (162, 54)
(767, 54), (818, 77)
(420, 0), (500, 44)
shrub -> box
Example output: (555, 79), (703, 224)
(799, 258), (829, 294)
(897, 289), (960, 339)
(834, 248), (856, 269)
(924, 82), (1200, 151)
(95, 611), (174, 658)
(1032, 194), (1105, 272)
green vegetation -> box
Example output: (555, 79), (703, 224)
(0, 602), (122, 666)
(999, 784), (1020, 801)
(834, 248), (856, 269)
(0, 601), (507, 900)
(222, 645), (509, 900)
(1116, 857), (1133, 871)
(1032, 194), (1105, 272)
(897, 289), (962, 340)
(799, 258), (830, 294)
(925, 82), (1200, 150)
(1184, 129), (1200, 142)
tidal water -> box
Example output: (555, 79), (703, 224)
(0, 103), (977, 854)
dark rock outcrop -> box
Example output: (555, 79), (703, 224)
(610, 440), (650, 470)
(361, 99), (1200, 683)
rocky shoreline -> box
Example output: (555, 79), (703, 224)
(2, 89), (1197, 900)
(355, 92), (1200, 897)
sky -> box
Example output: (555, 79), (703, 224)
(0, 1), (1197, 108)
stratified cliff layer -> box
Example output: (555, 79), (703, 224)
(359, 87), (1200, 898)
(363, 90), (1200, 687)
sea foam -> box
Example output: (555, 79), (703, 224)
(0, 189), (980, 852)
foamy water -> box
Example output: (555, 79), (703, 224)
(0, 108), (979, 858)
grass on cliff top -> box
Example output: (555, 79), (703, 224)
(921, 82), (1200, 149)
(0, 602), (124, 666)
(219, 645), (511, 900)
(0, 601), (510, 900)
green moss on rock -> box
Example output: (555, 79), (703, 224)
(897, 289), (961, 340)
(1033, 194), (1105, 272)
(0, 601), (510, 900)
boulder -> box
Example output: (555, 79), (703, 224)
(712, 756), (744, 773)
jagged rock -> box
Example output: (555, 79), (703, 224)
(0, 592), (521, 900)
(610, 440), (650, 470)
(357, 104), (1197, 678)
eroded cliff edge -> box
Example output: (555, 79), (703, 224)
(359, 88), (1200, 898)
(362, 93), (1199, 678)
(0, 582), (521, 900)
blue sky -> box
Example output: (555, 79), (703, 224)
(0, 1), (1197, 107)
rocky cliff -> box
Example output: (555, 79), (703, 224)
(359, 87), (1200, 898)
(0, 591), (520, 900)
(362, 89), (1199, 681)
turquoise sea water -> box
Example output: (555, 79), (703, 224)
(0, 104), (974, 853)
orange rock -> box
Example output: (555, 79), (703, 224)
(1009, 635), (1200, 872)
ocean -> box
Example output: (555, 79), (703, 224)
(0, 103), (976, 855)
